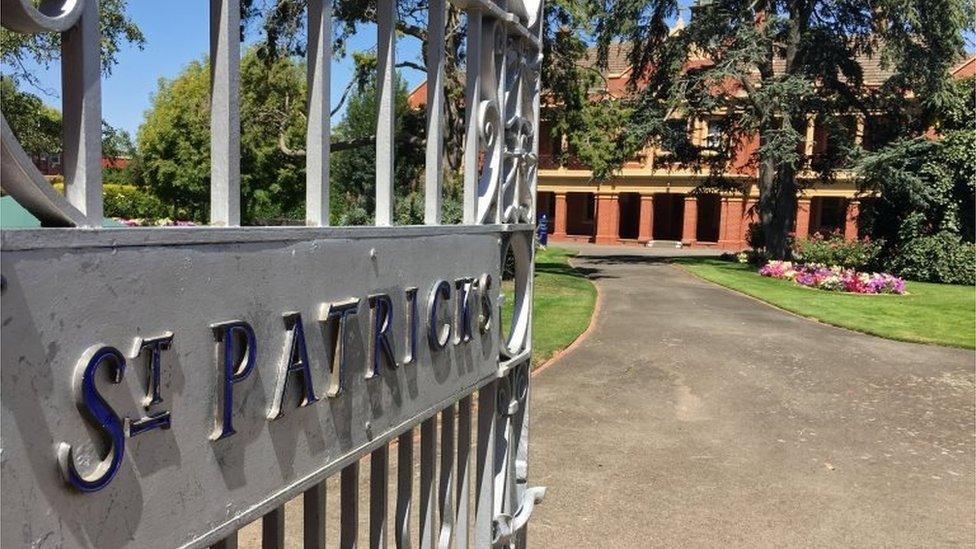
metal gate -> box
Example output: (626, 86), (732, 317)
(0, 0), (543, 546)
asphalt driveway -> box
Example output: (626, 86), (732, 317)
(529, 246), (975, 548)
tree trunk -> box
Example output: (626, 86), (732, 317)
(757, 123), (798, 260)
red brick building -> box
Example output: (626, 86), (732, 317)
(408, 48), (974, 248)
(534, 47), (976, 248)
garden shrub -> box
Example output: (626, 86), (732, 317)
(102, 184), (169, 221)
(792, 232), (881, 270)
(888, 232), (976, 285)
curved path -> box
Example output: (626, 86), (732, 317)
(529, 246), (974, 548)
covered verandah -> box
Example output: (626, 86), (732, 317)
(537, 190), (861, 248)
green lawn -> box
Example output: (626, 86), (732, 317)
(677, 258), (976, 349)
(502, 247), (598, 367)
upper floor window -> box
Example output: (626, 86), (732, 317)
(705, 119), (723, 150)
(863, 115), (898, 152)
(660, 118), (690, 154)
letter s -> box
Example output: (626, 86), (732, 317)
(57, 345), (127, 493)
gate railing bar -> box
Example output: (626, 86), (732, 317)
(212, 532), (238, 549)
(370, 444), (391, 548)
(305, 0), (332, 226)
(395, 430), (414, 548)
(455, 395), (473, 549)
(424, 0), (447, 225)
(262, 505), (286, 549)
(209, 0), (242, 227)
(195, 373), (500, 548)
(437, 404), (457, 547)
(341, 461), (360, 548)
(461, 9), (482, 224)
(61, 0), (102, 224)
(304, 481), (328, 549)
(473, 384), (497, 547)
(0, 223), (536, 251)
(419, 416), (438, 549)
(374, 0), (396, 226)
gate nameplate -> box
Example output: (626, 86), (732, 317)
(1, 227), (506, 547)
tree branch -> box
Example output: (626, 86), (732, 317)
(395, 61), (427, 73)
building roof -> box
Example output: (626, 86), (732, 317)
(951, 56), (976, 79)
(585, 41), (900, 86)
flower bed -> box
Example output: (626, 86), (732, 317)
(759, 260), (906, 295)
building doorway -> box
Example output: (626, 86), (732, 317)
(696, 194), (721, 243)
(537, 191), (555, 225)
(566, 192), (595, 237)
(618, 193), (641, 239)
(810, 197), (846, 236)
(653, 193), (684, 240)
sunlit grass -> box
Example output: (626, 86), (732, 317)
(501, 247), (598, 367)
(677, 258), (976, 349)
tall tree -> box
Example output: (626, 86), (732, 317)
(0, 76), (61, 158)
(242, 0), (469, 171)
(585, 0), (969, 258)
(137, 51), (308, 223)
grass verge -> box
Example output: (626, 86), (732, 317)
(502, 246), (598, 367)
(676, 258), (975, 349)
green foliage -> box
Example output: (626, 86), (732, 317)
(102, 184), (169, 221)
(1, 76), (60, 157)
(745, 221), (765, 251)
(136, 48), (441, 225)
(888, 232), (975, 285)
(137, 58), (212, 222)
(792, 233), (881, 270)
(857, 76), (976, 283)
(329, 73), (426, 225)
(137, 51), (307, 223)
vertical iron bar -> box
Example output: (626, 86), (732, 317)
(262, 505), (286, 549)
(211, 531), (238, 549)
(209, 0), (241, 226)
(370, 445), (390, 549)
(304, 481), (327, 549)
(474, 383), (497, 547)
(455, 396), (473, 549)
(375, 0), (396, 226)
(341, 461), (360, 549)
(419, 417), (437, 549)
(437, 404), (456, 547)
(395, 430), (414, 549)
(306, 0), (332, 226)
(462, 9), (483, 224)
(60, 0), (102, 225)
(424, 0), (446, 224)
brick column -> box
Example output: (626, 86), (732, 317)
(795, 198), (812, 240)
(552, 192), (568, 239)
(638, 194), (655, 242)
(844, 199), (860, 241)
(681, 195), (698, 245)
(719, 197), (744, 248)
(594, 193), (619, 245)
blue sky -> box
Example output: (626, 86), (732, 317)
(10, 0), (425, 137)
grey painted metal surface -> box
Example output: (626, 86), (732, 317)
(2, 229), (501, 547)
(305, 0), (332, 227)
(0, 0), (544, 546)
(209, 0), (242, 226)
